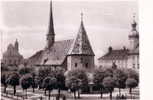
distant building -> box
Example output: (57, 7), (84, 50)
(1, 39), (23, 66)
(27, 1), (95, 72)
(98, 16), (139, 70)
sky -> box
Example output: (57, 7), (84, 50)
(0, 0), (138, 64)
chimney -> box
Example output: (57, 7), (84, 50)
(108, 46), (112, 53)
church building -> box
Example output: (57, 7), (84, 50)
(1, 39), (23, 66)
(27, 1), (95, 72)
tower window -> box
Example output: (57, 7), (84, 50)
(75, 63), (77, 67)
(85, 63), (88, 68)
(133, 64), (135, 68)
(137, 64), (139, 69)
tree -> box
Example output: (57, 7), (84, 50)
(93, 68), (106, 98)
(103, 76), (115, 100)
(38, 67), (53, 89)
(31, 72), (38, 93)
(126, 78), (138, 99)
(1, 72), (9, 93)
(104, 67), (114, 77)
(19, 66), (34, 76)
(113, 68), (127, 96)
(54, 68), (65, 99)
(66, 68), (88, 99)
(20, 74), (33, 98)
(126, 69), (139, 83)
(66, 76), (80, 99)
(42, 76), (57, 100)
(6, 72), (20, 96)
(1, 65), (9, 72)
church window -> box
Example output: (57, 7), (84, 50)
(75, 63), (77, 67)
(85, 63), (88, 68)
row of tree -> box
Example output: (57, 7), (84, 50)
(93, 67), (139, 99)
(1, 66), (139, 100)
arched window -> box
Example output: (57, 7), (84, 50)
(75, 63), (77, 67)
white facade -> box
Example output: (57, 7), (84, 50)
(98, 18), (139, 70)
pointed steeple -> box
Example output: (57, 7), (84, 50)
(46, 0), (55, 49)
(68, 13), (95, 56)
(48, 0), (55, 35)
(14, 39), (19, 52)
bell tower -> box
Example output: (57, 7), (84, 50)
(46, 0), (55, 49)
(129, 15), (139, 50)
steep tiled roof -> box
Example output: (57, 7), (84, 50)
(27, 50), (44, 65)
(41, 39), (73, 65)
(28, 39), (73, 66)
(98, 49), (129, 60)
(68, 20), (94, 56)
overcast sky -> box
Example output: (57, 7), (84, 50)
(0, 0), (138, 64)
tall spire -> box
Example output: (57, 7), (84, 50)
(46, 0), (55, 49)
(48, 0), (55, 35)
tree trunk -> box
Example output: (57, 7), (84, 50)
(13, 85), (16, 96)
(78, 90), (80, 98)
(100, 88), (103, 99)
(49, 90), (51, 100)
(119, 88), (121, 96)
(4, 86), (6, 93)
(58, 88), (61, 98)
(130, 88), (132, 99)
(44, 89), (46, 96)
(26, 89), (27, 99)
(129, 88), (132, 94)
(33, 87), (35, 93)
(110, 92), (112, 100)
(74, 91), (76, 99)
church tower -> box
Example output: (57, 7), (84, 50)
(129, 15), (139, 50)
(46, 0), (55, 49)
(67, 13), (95, 72)
(14, 39), (19, 52)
